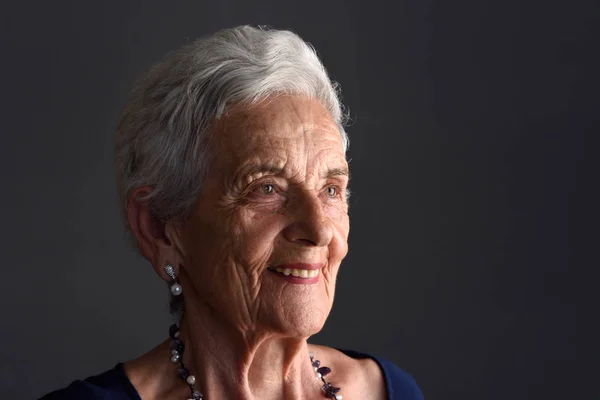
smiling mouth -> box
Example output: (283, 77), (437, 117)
(267, 267), (320, 279)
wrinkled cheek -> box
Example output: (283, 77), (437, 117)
(331, 224), (350, 264)
(204, 250), (259, 324)
(323, 222), (349, 296)
(223, 225), (274, 306)
(235, 232), (269, 275)
(185, 226), (237, 298)
(320, 267), (339, 303)
(237, 211), (280, 273)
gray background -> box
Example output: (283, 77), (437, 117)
(1, 1), (597, 399)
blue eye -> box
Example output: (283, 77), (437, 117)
(261, 184), (276, 194)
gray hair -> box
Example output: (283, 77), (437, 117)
(116, 25), (348, 257)
(116, 26), (348, 242)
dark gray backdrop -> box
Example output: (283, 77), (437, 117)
(1, 1), (597, 399)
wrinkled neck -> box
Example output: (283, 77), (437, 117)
(175, 304), (320, 399)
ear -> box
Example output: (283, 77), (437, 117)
(127, 186), (185, 281)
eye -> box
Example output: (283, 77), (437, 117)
(326, 186), (338, 197)
(260, 183), (276, 195)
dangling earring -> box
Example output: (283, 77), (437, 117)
(164, 264), (183, 296)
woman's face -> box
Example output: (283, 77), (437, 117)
(176, 96), (349, 337)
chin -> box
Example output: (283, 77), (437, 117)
(267, 299), (331, 338)
(291, 313), (328, 337)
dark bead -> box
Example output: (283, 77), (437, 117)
(317, 366), (331, 376)
(312, 359), (321, 368)
(169, 324), (179, 339)
(324, 384), (340, 396)
(170, 339), (184, 353)
(178, 368), (189, 380)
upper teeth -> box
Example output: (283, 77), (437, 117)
(270, 268), (319, 278)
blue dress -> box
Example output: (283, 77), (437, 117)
(40, 349), (423, 400)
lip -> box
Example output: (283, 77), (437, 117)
(266, 263), (324, 285)
(271, 263), (324, 270)
(266, 269), (320, 284)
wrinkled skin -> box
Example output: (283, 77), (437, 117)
(125, 95), (383, 400)
(176, 95), (350, 340)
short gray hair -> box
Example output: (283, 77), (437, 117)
(115, 25), (349, 247)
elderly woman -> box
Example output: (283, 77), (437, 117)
(41, 26), (423, 400)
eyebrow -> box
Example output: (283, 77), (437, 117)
(236, 164), (350, 181)
(239, 164), (285, 179)
(323, 167), (350, 180)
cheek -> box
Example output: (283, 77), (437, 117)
(231, 208), (285, 268)
(322, 215), (349, 287)
(184, 205), (285, 276)
(328, 207), (350, 261)
(182, 217), (231, 284)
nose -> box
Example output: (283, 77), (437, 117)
(283, 191), (333, 247)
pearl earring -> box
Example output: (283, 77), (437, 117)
(164, 264), (183, 296)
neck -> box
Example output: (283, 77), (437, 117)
(176, 304), (319, 400)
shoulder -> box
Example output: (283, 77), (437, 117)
(40, 382), (106, 400)
(38, 364), (138, 400)
(368, 353), (424, 400)
(309, 345), (423, 400)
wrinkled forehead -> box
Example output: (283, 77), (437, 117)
(210, 96), (345, 167)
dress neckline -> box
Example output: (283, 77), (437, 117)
(113, 349), (391, 400)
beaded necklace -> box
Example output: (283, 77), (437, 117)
(168, 324), (344, 400)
